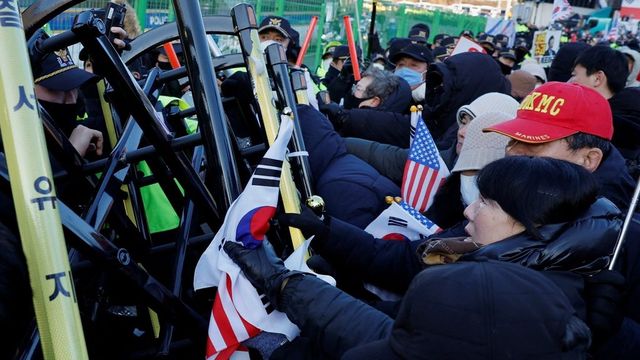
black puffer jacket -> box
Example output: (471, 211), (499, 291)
(594, 145), (636, 210)
(313, 197), (622, 294)
(609, 87), (640, 162)
(336, 77), (412, 148)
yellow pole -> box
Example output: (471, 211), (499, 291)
(0, 16), (88, 360)
(240, 10), (306, 249)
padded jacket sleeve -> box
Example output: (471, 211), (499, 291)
(339, 109), (410, 148)
(279, 275), (393, 358)
(344, 137), (408, 186)
(313, 217), (424, 293)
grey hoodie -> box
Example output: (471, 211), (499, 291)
(619, 46), (640, 88)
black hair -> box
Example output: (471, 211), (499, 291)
(574, 45), (629, 94)
(477, 156), (599, 240)
(565, 132), (611, 153)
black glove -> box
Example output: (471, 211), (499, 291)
(277, 206), (330, 241)
(584, 270), (626, 346)
(318, 102), (348, 129)
(224, 241), (303, 310)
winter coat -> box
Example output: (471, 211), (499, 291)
(594, 212), (640, 359)
(298, 105), (400, 229)
(273, 261), (589, 359)
(313, 197), (622, 295)
(609, 87), (640, 163)
(340, 53), (511, 150)
(344, 138), (458, 188)
(336, 77), (413, 148)
(594, 145), (636, 210)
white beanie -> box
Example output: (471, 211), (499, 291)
(456, 92), (519, 126)
(519, 59), (547, 83)
(452, 111), (513, 173)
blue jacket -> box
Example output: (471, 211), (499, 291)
(298, 105), (400, 228)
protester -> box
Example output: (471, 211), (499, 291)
(322, 66), (410, 112)
(519, 59), (547, 86)
(235, 156), (614, 358)
(344, 92), (518, 186)
(619, 46), (640, 88)
(487, 81), (635, 210)
(228, 246), (591, 359)
(570, 46), (640, 164)
(496, 50), (517, 75)
(507, 70), (537, 101)
(548, 42), (590, 82)
(425, 111), (514, 229)
(298, 105), (399, 229)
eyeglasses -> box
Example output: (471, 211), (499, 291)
(351, 83), (366, 95)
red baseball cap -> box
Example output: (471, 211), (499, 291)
(484, 82), (613, 143)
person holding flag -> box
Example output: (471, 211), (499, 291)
(224, 155), (613, 358)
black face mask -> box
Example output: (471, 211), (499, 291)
(157, 61), (173, 71)
(498, 61), (513, 75)
(342, 92), (374, 109)
(39, 100), (80, 136)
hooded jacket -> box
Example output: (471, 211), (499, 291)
(608, 88), (640, 163)
(421, 52), (512, 149)
(298, 105), (400, 228)
(619, 46), (640, 88)
(312, 197), (622, 295)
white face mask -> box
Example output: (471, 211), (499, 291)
(460, 174), (480, 207)
(259, 39), (279, 53)
(411, 82), (426, 102)
(321, 58), (332, 71)
(371, 62), (385, 71)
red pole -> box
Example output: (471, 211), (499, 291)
(343, 15), (361, 81)
(295, 16), (318, 67)
(163, 42), (181, 69)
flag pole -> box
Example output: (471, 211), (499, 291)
(609, 176), (640, 270)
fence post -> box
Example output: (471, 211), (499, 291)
(136, 0), (148, 31)
(276, 0), (285, 16)
(432, 10), (441, 40)
(256, 0), (263, 18)
(395, 4), (406, 38)
(313, 4), (327, 70)
(167, 0), (175, 22)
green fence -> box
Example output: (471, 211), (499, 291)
(21, 0), (490, 70)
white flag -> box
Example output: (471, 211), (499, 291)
(551, 0), (573, 22)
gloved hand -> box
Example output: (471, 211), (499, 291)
(318, 101), (348, 129)
(584, 269), (626, 347)
(277, 206), (330, 241)
(224, 240), (304, 309)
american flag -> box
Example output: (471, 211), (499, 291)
(401, 113), (449, 212)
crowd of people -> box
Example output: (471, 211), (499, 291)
(1, 3), (640, 359)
